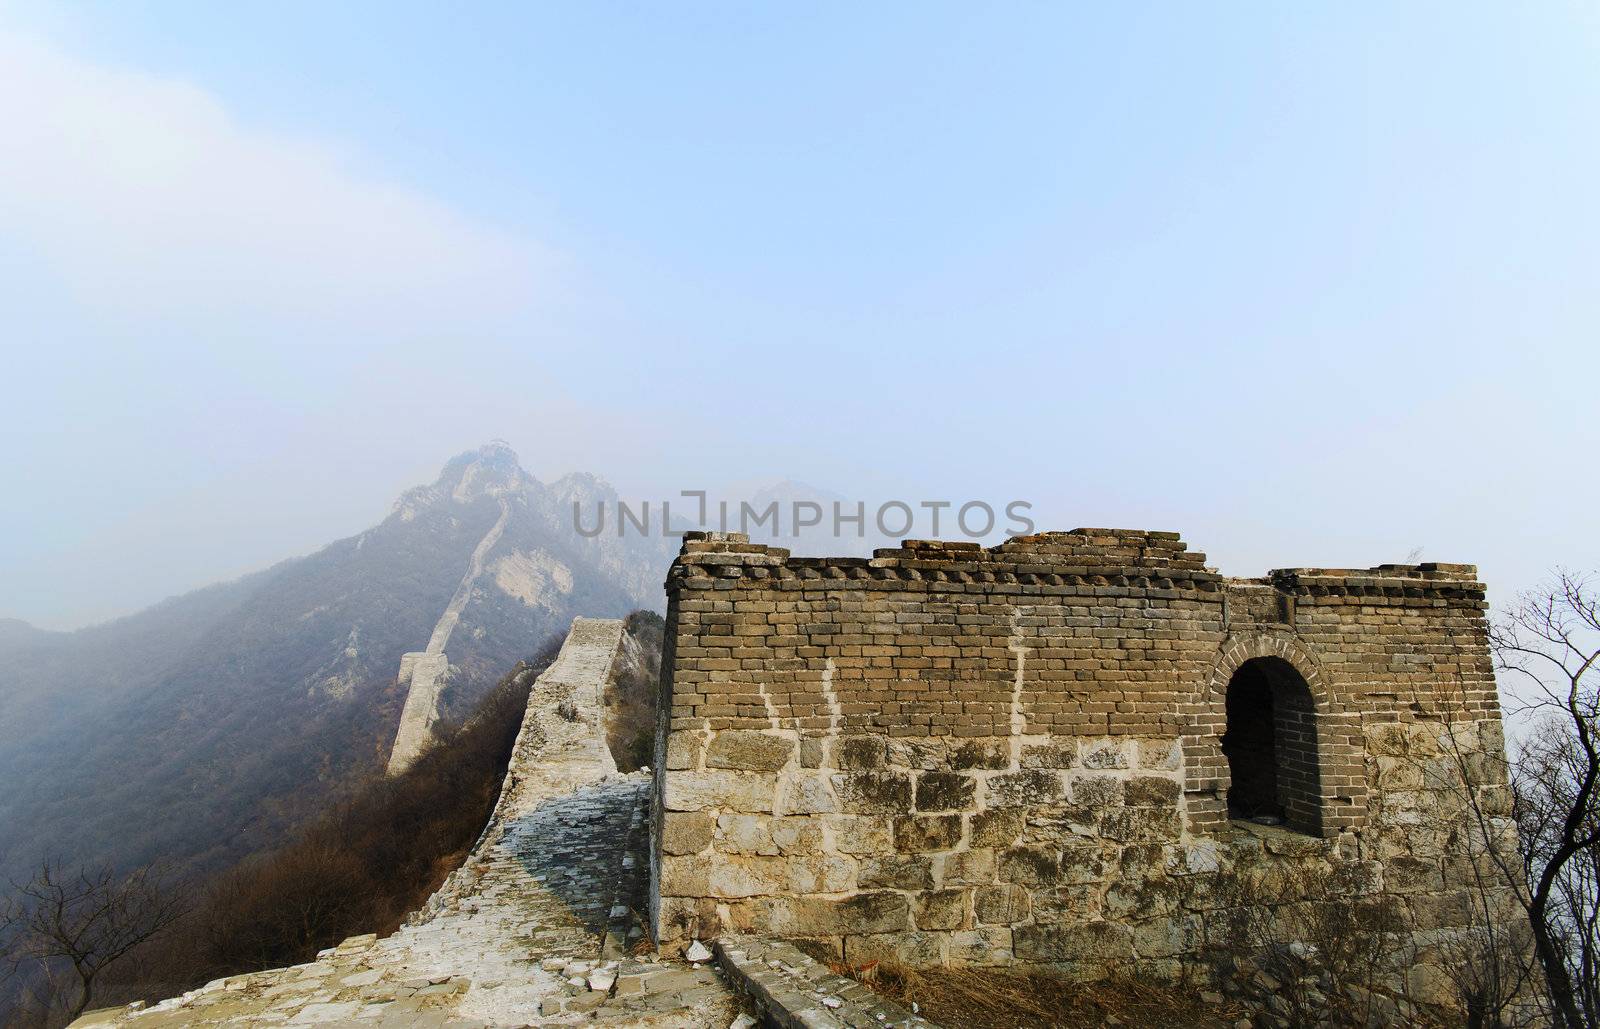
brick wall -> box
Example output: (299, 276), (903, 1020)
(650, 529), (1513, 998)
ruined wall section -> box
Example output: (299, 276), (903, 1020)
(651, 529), (1511, 1000)
(387, 497), (513, 775)
(80, 618), (747, 1027)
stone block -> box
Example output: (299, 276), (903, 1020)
(1385, 856), (1444, 894)
(832, 772), (912, 814)
(1137, 738), (1181, 770)
(1163, 841), (1220, 876)
(894, 814), (963, 852)
(757, 892), (911, 935)
(1409, 890), (1475, 928)
(1366, 723), (1409, 757)
(663, 770), (777, 813)
(998, 846), (1059, 886)
(770, 817), (824, 854)
(1098, 806), (1179, 843)
(1021, 805), (1099, 847)
(940, 848), (997, 886)
(1125, 776), (1181, 807)
(890, 737), (950, 770)
(659, 855), (711, 896)
(1404, 723), (1446, 758)
(1117, 843), (1164, 876)
(915, 772), (976, 812)
(1021, 743), (1077, 769)
(1375, 757), (1425, 791)
(716, 814), (776, 855)
(949, 927), (1013, 965)
(835, 736), (888, 770)
(844, 931), (946, 966)
(1080, 740), (1131, 769)
(1475, 786), (1514, 817)
(699, 856), (786, 898)
(706, 731), (794, 771)
(660, 812), (714, 855)
(1070, 774), (1125, 808)
(1013, 921), (1134, 963)
(1105, 879), (1181, 920)
(788, 854), (855, 894)
(968, 808), (1024, 848)
(1128, 914), (1199, 959)
(778, 772), (837, 815)
(974, 884), (1030, 925)
(914, 889), (970, 931)
(1329, 859), (1384, 895)
(985, 770), (1064, 808)
(1261, 829), (1329, 857)
(657, 895), (721, 941)
(1407, 961), (1458, 1008)
(1056, 843), (1110, 885)
(859, 854), (934, 891)
(950, 740), (1010, 770)
(1032, 883), (1103, 922)
(665, 730), (704, 770)
(827, 815), (894, 856)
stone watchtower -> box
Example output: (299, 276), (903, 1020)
(649, 529), (1513, 1001)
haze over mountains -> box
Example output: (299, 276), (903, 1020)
(0, 443), (675, 882)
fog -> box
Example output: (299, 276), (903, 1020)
(2, 4), (1596, 630)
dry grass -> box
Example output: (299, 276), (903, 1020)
(837, 961), (1243, 1029)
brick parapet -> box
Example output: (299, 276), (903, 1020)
(671, 531), (1487, 607)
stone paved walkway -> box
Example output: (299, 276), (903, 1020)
(77, 619), (742, 1028)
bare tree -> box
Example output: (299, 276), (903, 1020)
(1491, 571), (1600, 1029)
(1196, 862), (1412, 1027)
(1, 859), (185, 1021)
(1401, 674), (1541, 1027)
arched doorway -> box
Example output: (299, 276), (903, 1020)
(1221, 656), (1322, 834)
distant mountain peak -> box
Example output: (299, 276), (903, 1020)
(4, 442), (675, 891)
(548, 470), (616, 502)
(392, 442), (535, 519)
(443, 441), (529, 501)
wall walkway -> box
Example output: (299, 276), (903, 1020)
(77, 618), (741, 1028)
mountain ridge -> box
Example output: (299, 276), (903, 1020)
(0, 443), (676, 883)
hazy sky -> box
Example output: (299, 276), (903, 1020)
(1, 2), (1596, 630)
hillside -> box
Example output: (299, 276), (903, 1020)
(0, 443), (675, 884)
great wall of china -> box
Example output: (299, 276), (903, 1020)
(648, 530), (1520, 1016)
(80, 619), (740, 1027)
(77, 526), (1528, 1026)
(80, 616), (924, 1028)
(387, 497), (514, 776)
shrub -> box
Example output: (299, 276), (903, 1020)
(606, 611), (664, 772)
